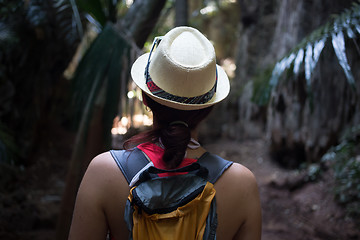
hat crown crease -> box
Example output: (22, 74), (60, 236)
(169, 32), (207, 67)
(149, 28), (216, 97)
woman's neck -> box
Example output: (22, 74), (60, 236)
(190, 129), (199, 140)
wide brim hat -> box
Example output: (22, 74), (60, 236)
(131, 26), (230, 110)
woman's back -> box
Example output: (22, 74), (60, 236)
(69, 148), (261, 240)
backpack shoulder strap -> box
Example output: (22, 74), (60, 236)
(110, 148), (149, 184)
(110, 148), (232, 185)
(197, 152), (233, 184)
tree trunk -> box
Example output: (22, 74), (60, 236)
(120, 0), (167, 48)
(175, 0), (188, 27)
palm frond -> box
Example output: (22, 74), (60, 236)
(257, 1), (360, 105)
(71, 24), (129, 140)
(51, 0), (84, 46)
(69, 0), (83, 37)
(76, 0), (107, 27)
(26, 0), (48, 27)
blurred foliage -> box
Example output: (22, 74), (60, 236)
(76, 0), (122, 27)
(251, 66), (274, 105)
(190, 0), (239, 60)
(55, 0), (84, 40)
(298, 162), (323, 183)
(142, 0), (175, 51)
(322, 125), (360, 219)
(0, 0), (82, 164)
(0, 121), (19, 165)
(305, 163), (322, 182)
(71, 24), (129, 147)
(254, 1), (360, 106)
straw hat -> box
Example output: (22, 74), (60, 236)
(131, 26), (230, 110)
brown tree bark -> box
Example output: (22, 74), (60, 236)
(175, 0), (188, 27)
(119, 0), (167, 48)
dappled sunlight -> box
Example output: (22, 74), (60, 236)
(112, 114), (153, 136)
(112, 88), (153, 137)
(126, 0), (133, 8)
(220, 58), (236, 79)
(112, 86), (153, 136)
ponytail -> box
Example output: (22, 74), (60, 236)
(124, 93), (213, 169)
(160, 123), (191, 169)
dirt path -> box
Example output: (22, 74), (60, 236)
(205, 139), (360, 240)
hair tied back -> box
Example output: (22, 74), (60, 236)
(169, 121), (189, 128)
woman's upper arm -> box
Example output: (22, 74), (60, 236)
(68, 152), (113, 240)
(233, 164), (262, 240)
(215, 162), (262, 240)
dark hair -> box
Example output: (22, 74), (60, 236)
(123, 93), (213, 169)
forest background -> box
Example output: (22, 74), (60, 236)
(0, 0), (360, 239)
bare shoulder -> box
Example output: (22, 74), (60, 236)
(85, 151), (126, 180)
(87, 151), (115, 170)
(214, 162), (262, 240)
(84, 151), (128, 195)
(216, 162), (258, 193)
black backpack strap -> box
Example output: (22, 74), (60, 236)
(197, 152), (233, 184)
(110, 148), (149, 184)
(110, 148), (232, 184)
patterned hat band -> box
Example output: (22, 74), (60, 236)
(144, 38), (218, 105)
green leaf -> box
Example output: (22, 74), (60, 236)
(69, 0), (83, 37)
(293, 48), (304, 75)
(304, 38), (326, 89)
(71, 24), (129, 146)
(72, 24), (118, 126)
(331, 31), (356, 89)
(76, 0), (107, 26)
